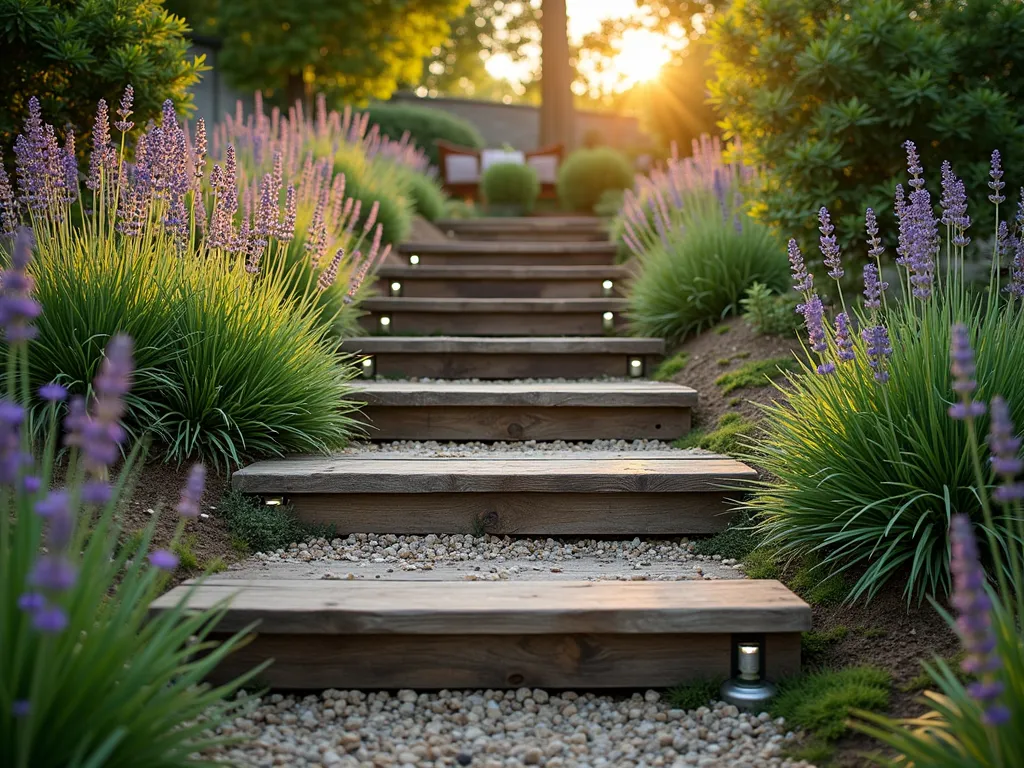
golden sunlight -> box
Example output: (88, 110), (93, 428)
(611, 28), (673, 87)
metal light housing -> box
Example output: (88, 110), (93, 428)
(719, 639), (777, 711)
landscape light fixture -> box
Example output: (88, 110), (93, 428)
(628, 358), (644, 378)
(602, 279), (615, 297)
(602, 311), (615, 332)
(389, 281), (403, 297)
(719, 639), (776, 711)
(379, 315), (392, 334)
(360, 356), (376, 379)
(409, 254), (420, 266)
(264, 497), (284, 507)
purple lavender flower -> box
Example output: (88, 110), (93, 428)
(799, 293), (829, 356)
(949, 324), (986, 420)
(896, 151), (938, 301)
(988, 397), (1024, 503)
(318, 247), (346, 291)
(32, 605), (68, 634)
(940, 161), (971, 247)
(149, 549), (179, 571)
(34, 490), (74, 548)
(30, 555), (77, 591)
(865, 208), (884, 260)
(835, 313), (855, 362)
(818, 207), (843, 279)
(788, 239), (813, 293)
(193, 118), (207, 182)
(14, 97), (63, 213)
(12, 700), (30, 718)
(862, 263), (887, 310)
(904, 141), (924, 186)
(0, 398), (29, 486)
(81, 480), (111, 506)
(61, 128), (78, 205)
(0, 228), (42, 343)
(1007, 230), (1024, 299)
(114, 85), (134, 132)
(0, 165), (18, 238)
(894, 185), (910, 267)
(67, 336), (133, 474)
(176, 464), (206, 518)
(278, 185), (297, 242)
(39, 382), (67, 402)
(22, 476), (40, 493)
(17, 592), (45, 613)
(988, 150), (1005, 205)
(949, 515), (1010, 726)
(87, 99), (115, 192)
(861, 324), (893, 384)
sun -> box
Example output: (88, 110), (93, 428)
(612, 28), (673, 87)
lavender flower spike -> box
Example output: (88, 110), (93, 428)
(861, 324), (893, 384)
(988, 150), (1005, 205)
(818, 207), (843, 280)
(799, 294), (834, 374)
(988, 397), (1024, 503)
(834, 313), (855, 362)
(948, 324), (986, 420)
(149, 550), (179, 571)
(0, 228), (42, 343)
(949, 515), (1010, 726)
(0, 165), (17, 238)
(176, 464), (206, 518)
(865, 208), (884, 260)
(862, 263), (886, 310)
(114, 84), (135, 133)
(788, 239), (813, 293)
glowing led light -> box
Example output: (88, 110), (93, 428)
(409, 254), (420, 265)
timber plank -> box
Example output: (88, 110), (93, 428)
(399, 241), (616, 255)
(231, 455), (756, 494)
(362, 298), (628, 313)
(377, 264), (629, 280)
(341, 336), (663, 354)
(355, 380), (697, 408)
(152, 579), (812, 635)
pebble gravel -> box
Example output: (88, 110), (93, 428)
(209, 689), (813, 767)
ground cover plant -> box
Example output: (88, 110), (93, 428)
(748, 142), (1024, 605)
(1, 92), (371, 467)
(620, 137), (789, 342)
(0, 243), (258, 764)
(557, 146), (633, 213)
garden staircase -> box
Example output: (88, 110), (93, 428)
(153, 215), (810, 690)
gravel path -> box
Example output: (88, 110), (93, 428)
(234, 534), (744, 582)
(210, 689), (812, 767)
(341, 440), (705, 456)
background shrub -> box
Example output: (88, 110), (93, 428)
(481, 162), (540, 213)
(395, 164), (447, 222)
(364, 101), (485, 167)
(741, 282), (804, 337)
(0, 0), (203, 156)
(218, 491), (329, 553)
(557, 147), (634, 213)
(333, 147), (414, 246)
(709, 0), (1024, 258)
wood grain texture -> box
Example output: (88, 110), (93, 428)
(151, 579), (812, 635)
(200, 632), (787, 690)
(377, 264), (630, 280)
(289, 490), (734, 535)
(232, 455), (757, 494)
(375, 277), (618, 299)
(362, 298), (628, 313)
(359, 311), (625, 336)
(341, 336), (664, 354)
(359, 405), (690, 441)
(354, 381), (698, 408)
(399, 241), (616, 255)
(369, 352), (661, 379)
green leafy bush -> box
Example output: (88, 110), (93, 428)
(741, 283), (804, 337)
(333, 147), (414, 246)
(364, 102), (485, 167)
(218, 491), (326, 553)
(0, 272), (258, 764)
(748, 143), (1024, 603)
(773, 667), (891, 742)
(675, 413), (759, 455)
(557, 147), (634, 213)
(708, 0), (1024, 258)
(0, 0), (203, 155)
(396, 165), (447, 222)
(481, 162), (540, 213)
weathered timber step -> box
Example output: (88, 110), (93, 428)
(231, 453), (757, 535)
(436, 216), (608, 242)
(341, 336), (664, 379)
(375, 264), (631, 299)
(395, 240), (618, 267)
(151, 579), (809, 690)
(354, 380), (697, 441)
(359, 298), (629, 336)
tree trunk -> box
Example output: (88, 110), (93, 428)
(539, 0), (575, 151)
(286, 71), (309, 111)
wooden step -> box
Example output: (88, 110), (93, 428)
(341, 336), (664, 379)
(359, 298), (629, 336)
(375, 264), (631, 299)
(231, 453), (756, 535)
(151, 579), (809, 690)
(354, 380), (697, 441)
(436, 216), (608, 242)
(395, 240), (618, 267)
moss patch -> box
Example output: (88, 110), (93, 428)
(801, 627), (849, 666)
(653, 351), (690, 381)
(694, 511), (758, 560)
(771, 666), (891, 743)
(675, 412), (758, 455)
(666, 677), (726, 711)
(218, 491), (334, 554)
(715, 356), (800, 393)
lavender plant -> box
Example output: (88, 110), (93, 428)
(1, 92), (367, 467)
(749, 142), (1024, 603)
(853, 333), (1024, 765)
(0, 230), (259, 765)
(620, 136), (788, 341)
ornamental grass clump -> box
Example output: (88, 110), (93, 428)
(621, 136), (788, 341)
(0, 235), (260, 765)
(1, 91), (367, 467)
(749, 141), (1024, 604)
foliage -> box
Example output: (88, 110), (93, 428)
(176, 0), (464, 105)
(675, 413), (758, 455)
(640, 42), (719, 151)
(2, 94), (368, 468)
(557, 147), (634, 214)
(716, 357), (800, 394)
(0, 271), (259, 764)
(332, 146), (413, 247)
(652, 351), (690, 381)
(748, 144), (1024, 604)
(772, 667), (891, 743)
(708, 0), (1024, 259)
(480, 162), (540, 213)
(741, 283), (804, 337)
(801, 627), (849, 666)
(0, 0), (204, 157)
(693, 510), (757, 560)
(217, 491), (325, 554)
(593, 188), (625, 218)
(395, 165), (446, 222)
(364, 102), (484, 168)
(666, 677), (726, 711)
